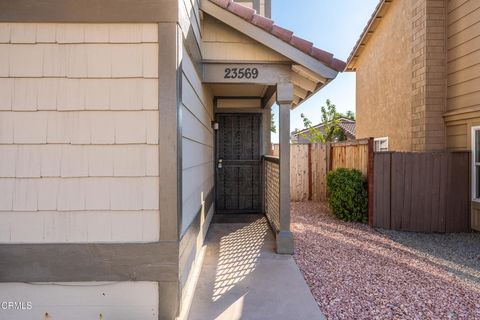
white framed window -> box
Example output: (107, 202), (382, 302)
(374, 137), (389, 152)
(471, 126), (480, 201)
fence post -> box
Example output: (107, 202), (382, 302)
(367, 137), (374, 226)
(308, 144), (312, 201)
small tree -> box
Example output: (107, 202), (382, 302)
(270, 112), (277, 133)
(297, 99), (346, 143)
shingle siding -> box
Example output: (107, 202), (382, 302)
(0, 23), (160, 243)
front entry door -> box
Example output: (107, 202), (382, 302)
(215, 113), (262, 214)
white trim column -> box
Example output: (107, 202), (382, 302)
(276, 83), (294, 254)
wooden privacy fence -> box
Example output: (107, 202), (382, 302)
(274, 139), (372, 202)
(373, 151), (470, 232)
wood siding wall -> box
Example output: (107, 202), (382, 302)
(0, 23), (160, 243)
(373, 151), (470, 232)
(178, 0), (215, 313)
(202, 15), (289, 62)
(445, 0), (480, 231)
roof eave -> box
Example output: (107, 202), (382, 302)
(345, 0), (393, 72)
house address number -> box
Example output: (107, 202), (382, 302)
(224, 67), (259, 79)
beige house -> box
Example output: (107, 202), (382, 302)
(346, 0), (480, 231)
(0, 0), (344, 318)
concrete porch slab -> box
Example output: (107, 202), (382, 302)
(187, 217), (325, 320)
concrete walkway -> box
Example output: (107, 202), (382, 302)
(188, 217), (325, 320)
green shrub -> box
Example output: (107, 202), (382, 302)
(326, 168), (368, 223)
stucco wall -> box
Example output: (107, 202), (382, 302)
(0, 23), (160, 243)
(355, 0), (413, 151)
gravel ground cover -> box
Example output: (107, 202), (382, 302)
(291, 201), (480, 320)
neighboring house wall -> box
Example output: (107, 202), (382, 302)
(0, 22), (161, 317)
(444, 0), (480, 231)
(355, 0), (413, 151)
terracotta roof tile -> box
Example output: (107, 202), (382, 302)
(290, 36), (313, 55)
(251, 14), (274, 32)
(227, 1), (255, 21)
(210, 0), (230, 9)
(209, 0), (346, 73)
(270, 25), (294, 42)
(311, 47), (334, 65)
(331, 58), (347, 72)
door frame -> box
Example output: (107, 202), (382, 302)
(214, 111), (265, 214)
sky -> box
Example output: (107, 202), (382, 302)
(270, 0), (379, 142)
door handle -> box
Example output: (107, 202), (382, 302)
(217, 159), (223, 169)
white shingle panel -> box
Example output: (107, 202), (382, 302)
(9, 45), (43, 77)
(36, 24), (57, 43)
(109, 24), (143, 43)
(56, 24), (85, 44)
(66, 44), (87, 77)
(84, 24), (110, 43)
(0, 78), (13, 110)
(37, 178), (59, 211)
(13, 112), (47, 144)
(143, 43), (159, 78)
(86, 44), (112, 77)
(111, 44), (143, 77)
(57, 78), (86, 111)
(10, 23), (36, 43)
(85, 79), (110, 110)
(40, 145), (62, 177)
(42, 44), (67, 77)
(85, 178), (110, 210)
(142, 24), (158, 43)
(142, 210), (159, 241)
(145, 145), (159, 176)
(0, 45), (9, 76)
(37, 78), (59, 110)
(88, 146), (114, 177)
(146, 111), (159, 144)
(110, 79), (143, 110)
(0, 112), (14, 143)
(60, 145), (89, 177)
(13, 179), (38, 211)
(86, 211), (112, 242)
(47, 112), (73, 144)
(114, 112), (147, 144)
(90, 111), (115, 144)
(109, 178), (143, 210)
(142, 177), (159, 210)
(113, 145), (146, 177)
(9, 212), (44, 242)
(12, 78), (38, 111)
(111, 212), (143, 242)
(0, 23), (10, 43)
(143, 79), (159, 110)
(57, 179), (86, 211)
(0, 178), (14, 210)
(0, 145), (16, 178)
(70, 112), (91, 144)
(15, 145), (41, 178)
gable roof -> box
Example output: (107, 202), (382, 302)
(203, 0), (347, 108)
(292, 117), (356, 137)
(346, 0), (393, 71)
(208, 0), (346, 72)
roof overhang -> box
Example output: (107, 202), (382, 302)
(346, 0), (393, 71)
(201, 0), (346, 108)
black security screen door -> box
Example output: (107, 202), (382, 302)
(215, 113), (262, 214)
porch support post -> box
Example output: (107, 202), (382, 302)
(277, 83), (294, 254)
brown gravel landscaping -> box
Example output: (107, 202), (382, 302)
(291, 201), (480, 320)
